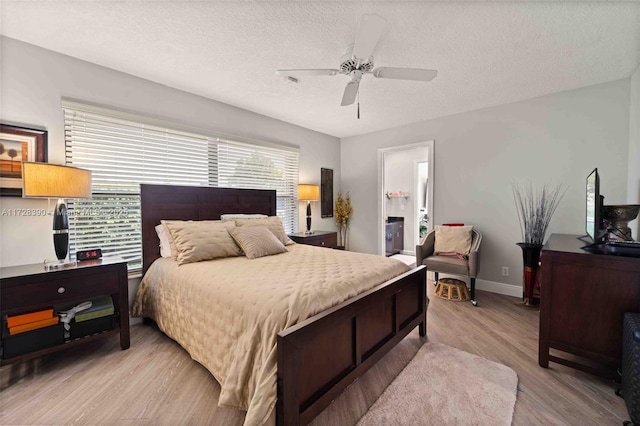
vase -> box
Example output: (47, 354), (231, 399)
(517, 243), (543, 307)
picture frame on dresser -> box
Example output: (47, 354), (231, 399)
(0, 124), (48, 197)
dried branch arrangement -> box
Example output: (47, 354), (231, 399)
(513, 182), (566, 246)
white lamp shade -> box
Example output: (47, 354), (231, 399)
(22, 162), (92, 198)
(298, 184), (320, 201)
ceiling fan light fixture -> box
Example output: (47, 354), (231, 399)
(275, 13), (438, 110)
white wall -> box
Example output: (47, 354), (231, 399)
(0, 36), (340, 268)
(341, 79), (631, 294)
(628, 64), (640, 239)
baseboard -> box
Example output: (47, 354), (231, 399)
(476, 279), (521, 298)
(428, 273), (521, 298)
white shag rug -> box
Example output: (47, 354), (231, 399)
(357, 342), (518, 425)
(390, 254), (417, 268)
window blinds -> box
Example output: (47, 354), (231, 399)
(63, 102), (299, 271)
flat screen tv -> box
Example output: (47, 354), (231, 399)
(585, 168), (603, 243)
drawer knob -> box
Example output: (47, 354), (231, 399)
(58, 287), (65, 294)
(321, 242), (325, 246)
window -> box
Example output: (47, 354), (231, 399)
(63, 101), (299, 271)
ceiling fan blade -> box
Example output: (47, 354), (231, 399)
(341, 81), (359, 106)
(275, 69), (339, 78)
(352, 14), (387, 60)
(373, 67), (438, 81)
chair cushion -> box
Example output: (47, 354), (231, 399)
(434, 225), (473, 256)
(422, 255), (470, 276)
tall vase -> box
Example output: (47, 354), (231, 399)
(517, 243), (543, 307)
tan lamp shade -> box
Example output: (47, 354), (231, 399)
(22, 162), (92, 199)
(298, 184), (320, 201)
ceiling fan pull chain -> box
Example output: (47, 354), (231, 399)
(357, 91), (360, 119)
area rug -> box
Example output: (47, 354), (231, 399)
(356, 342), (518, 425)
(390, 254), (417, 268)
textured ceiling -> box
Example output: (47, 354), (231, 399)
(1, 1), (639, 138)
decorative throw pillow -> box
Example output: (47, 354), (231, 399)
(162, 220), (242, 265)
(434, 225), (474, 256)
(228, 226), (287, 259)
(231, 216), (295, 246)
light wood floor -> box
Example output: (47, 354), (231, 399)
(0, 281), (629, 425)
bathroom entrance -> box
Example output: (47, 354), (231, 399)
(378, 141), (434, 258)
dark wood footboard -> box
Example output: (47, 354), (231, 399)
(277, 265), (427, 425)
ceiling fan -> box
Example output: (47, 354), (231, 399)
(275, 14), (438, 109)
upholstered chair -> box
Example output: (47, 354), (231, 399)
(415, 228), (482, 306)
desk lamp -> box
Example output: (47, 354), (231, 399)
(22, 162), (92, 267)
(298, 184), (320, 234)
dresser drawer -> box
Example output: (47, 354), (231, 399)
(307, 234), (337, 248)
(290, 232), (337, 248)
(1, 269), (120, 311)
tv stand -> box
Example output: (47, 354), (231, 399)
(539, 234), (640, 379)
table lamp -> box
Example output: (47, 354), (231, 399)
(298, 184), (319, 234)
(22, 162), (92, 266)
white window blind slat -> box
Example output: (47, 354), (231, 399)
(64, 104), (299, 271)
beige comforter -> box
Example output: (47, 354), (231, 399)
(131, 244), (410, 425)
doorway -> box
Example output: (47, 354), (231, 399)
(378, 141), (434, 257)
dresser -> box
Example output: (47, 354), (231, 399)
(538, 234), (640, 379)
(0, 257), (130, 365)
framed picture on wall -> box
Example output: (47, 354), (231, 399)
(0, 124), (48, 197)
(321, 168), (333, 218)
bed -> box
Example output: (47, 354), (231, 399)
(133, 184), (427, 425)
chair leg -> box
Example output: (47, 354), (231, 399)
(470, 277), (477, 306)
(434, 271), (439, 286)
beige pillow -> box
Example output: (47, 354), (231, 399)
(162, 220), (241, 265)
(434, 225), (473, 256)
(228, 226), (287, 259)
(230, 216), (295, 246)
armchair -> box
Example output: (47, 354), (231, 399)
(416, 227), (482, 306)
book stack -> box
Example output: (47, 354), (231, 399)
(69, 296), (115, 339)
(6, 309), (58, 335)
(2, 309), (64, 359)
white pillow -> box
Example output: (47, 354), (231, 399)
(155, 224), (173, 258)
(434, 225), (474, 256)
(220, 213), (268, 220)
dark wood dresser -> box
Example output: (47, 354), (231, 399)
(288, 231), (337, 248)
(538, 234), (640, 379)
(0, 257), (130, 365)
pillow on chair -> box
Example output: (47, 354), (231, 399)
(434, 225), (473, 256)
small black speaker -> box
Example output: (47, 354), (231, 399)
(622, 312), (640, 425)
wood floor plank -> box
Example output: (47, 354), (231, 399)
(0, 280), (629, 425)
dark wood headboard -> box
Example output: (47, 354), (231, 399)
(140, 184), (277, 274)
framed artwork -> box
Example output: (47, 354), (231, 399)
(0, 124), (48, 197)
(321, 167), (333, 218)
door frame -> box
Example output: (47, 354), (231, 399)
(377, 140), (435, 257)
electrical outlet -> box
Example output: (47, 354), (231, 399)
(502, 266), (509, 277)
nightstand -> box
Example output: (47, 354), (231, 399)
(0, 257), (129, 365)
(288, 231), (338, 248)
